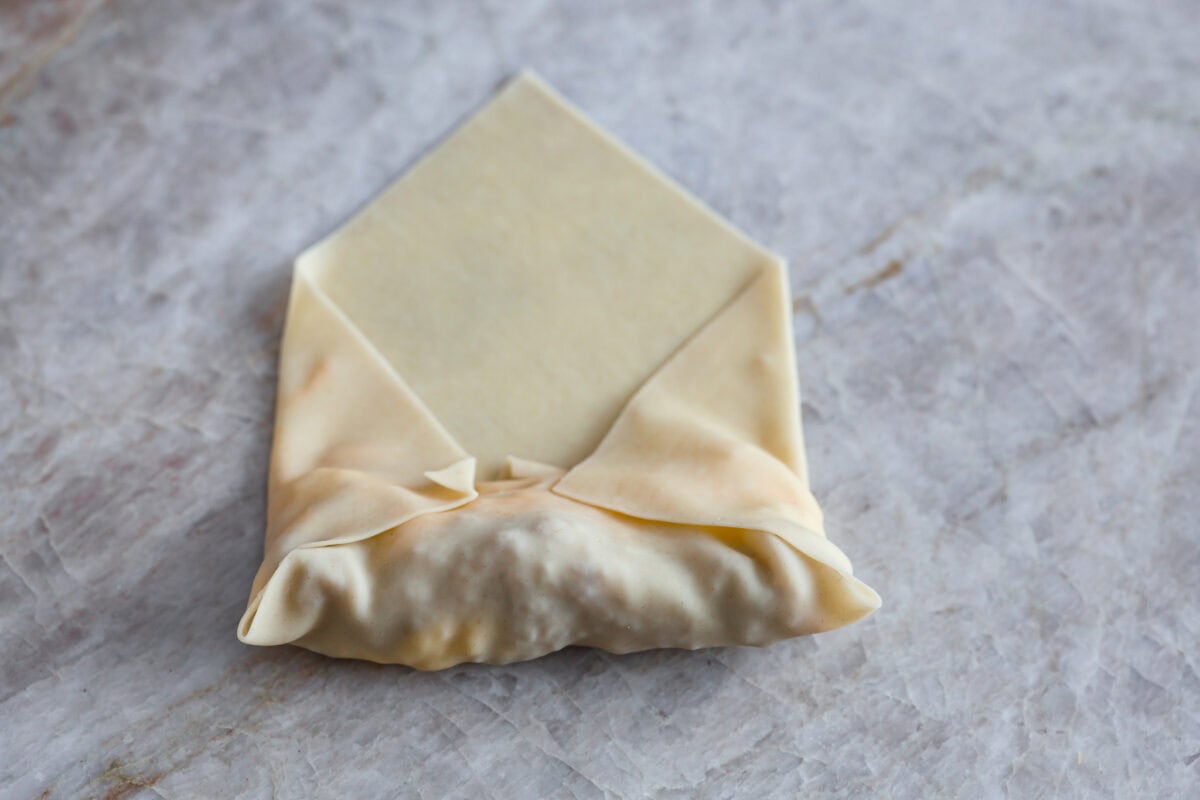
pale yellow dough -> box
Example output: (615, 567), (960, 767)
(237, 73), (880, 669)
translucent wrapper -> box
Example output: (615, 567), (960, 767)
(237, 73), (879, 669)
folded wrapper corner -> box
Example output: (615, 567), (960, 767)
(237, 73), (880, 669)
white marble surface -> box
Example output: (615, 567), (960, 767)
(2, 1), (1198, 798)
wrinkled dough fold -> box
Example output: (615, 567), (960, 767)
(239, 481), (879, 670)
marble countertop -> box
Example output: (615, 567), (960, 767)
(2, 1), (1197, 797)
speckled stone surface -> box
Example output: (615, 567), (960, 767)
(2, 1), (1198, 798)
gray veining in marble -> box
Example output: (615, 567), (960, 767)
(2, 1), (1198, 798)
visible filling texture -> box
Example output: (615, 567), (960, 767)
(240, 478), (877, 670)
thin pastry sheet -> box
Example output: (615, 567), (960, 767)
(237, 73), (880, 669)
